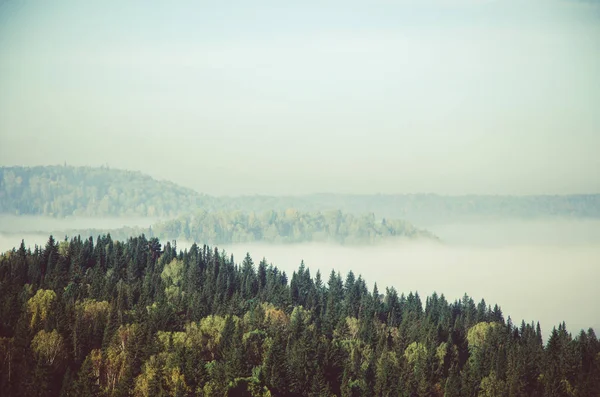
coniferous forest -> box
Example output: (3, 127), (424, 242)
(0, 234), (598, 397)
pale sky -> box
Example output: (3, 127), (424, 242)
(1, 0), (599, 195)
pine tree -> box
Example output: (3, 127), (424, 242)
(263, 331), (288, 395)
(72, 356), (101, 397)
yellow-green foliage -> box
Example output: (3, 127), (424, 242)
(197, 315), (226, 345)
(467, 322), (500, 350)
(86, 324), (141, 393)
(58, 240), (69, 257)
(134, 353), (190, 397)
(105, 345), (127, 392)
(262, 303), (289, 331)
(161, 258), (184, 303)
(151, 317), (236, 377)
(89, 349), (103, 379)
(339, 337), (373, 375)
(404, 342), (428, 367)
(289, 306), (311, 329)
(27, 289), (56, 329)
(182, 316), (227, 361)
(164, 366), (189, 396)
(31, 329), (64, 366)
(227, 377), (274, 397)
(103, 324), (141, 392)
(157, 330), (187, 351)
(436, 342), (448, 366)
(334, 316), (374, 372)
(344, 317), (360, 340)
(146, 302), (159, 314)
(133, 355), (159, 397)
(479, 371), (507, 396)
(76, 299), (110, 322)
(161, 258), (184, 286)
(334, 319), (359, 346)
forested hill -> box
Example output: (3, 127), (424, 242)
(52, 209), (438, 245)
(0, 234), (598, 396)
(2, 165), (599, 224)
(0, 165), (211, 218)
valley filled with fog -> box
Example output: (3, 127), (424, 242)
(216, 219), (600, 339)
(1, 216), (598, 339)
(0, 214), (159, 233)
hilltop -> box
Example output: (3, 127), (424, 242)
(2, 165), (598, 226)
(0, 165), (211, 218)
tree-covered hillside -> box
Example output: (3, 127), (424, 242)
(60, 210), (437, 245)
(2, 166), (599, 225)
(0, 234), (598, 396)
(0, 166), (211, 218)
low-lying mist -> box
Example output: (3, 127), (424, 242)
(214, 219), (600, 340)
(428, 218), (600, 247)
(1, 217), (598, 340)
(0, 214), (159, 233)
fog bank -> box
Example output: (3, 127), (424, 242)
(219, 240), (599, 340)
(214, 220), (600, 339)
(429, 218), (600, 247)
(0, 214), (159, 233)
(1, 218), (598, 340)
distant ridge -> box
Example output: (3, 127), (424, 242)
(0, 165), (210, 218)
(1, 165), (598, 224)
(205, 193), (600, 226)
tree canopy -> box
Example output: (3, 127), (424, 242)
(0, 234), (598, 396)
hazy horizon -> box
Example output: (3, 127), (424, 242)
(5, 163), (600, 198)
(2, 0), (599, 196)
(2, 1), (600, 392)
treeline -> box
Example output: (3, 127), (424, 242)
(2, 166), (600, 224)
(0, 235), (598, 396)
(153, 210), (437, 244)
(61, 210), (437, 245)
(0, 166), (211, 218)
(214, 194), (600, 225)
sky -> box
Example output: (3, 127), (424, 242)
(1, 0), (599, 196)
